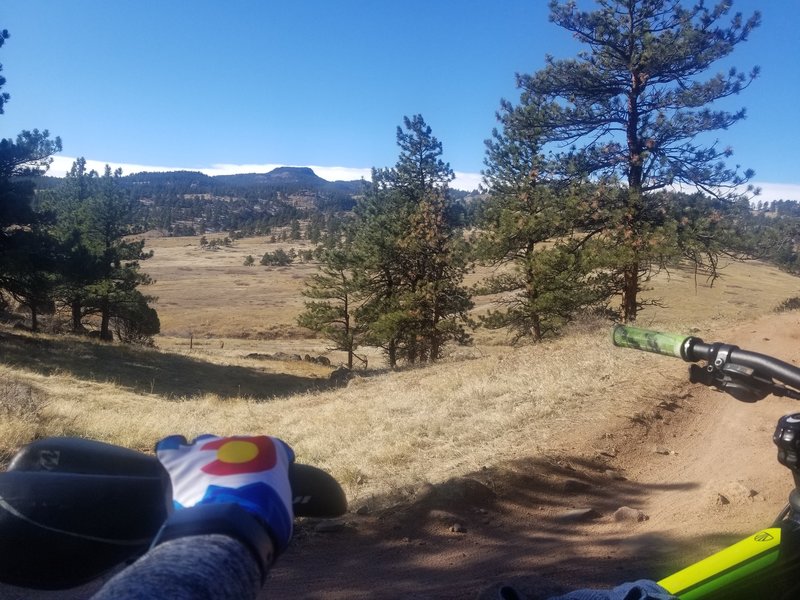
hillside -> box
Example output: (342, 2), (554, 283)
(35, 166), (479, 238)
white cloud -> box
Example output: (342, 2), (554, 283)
(48, 155), (374, 183)
(307, 166), (372, 182)
(452, 171), (483, 192)
(751, 181), (800, 204)
(49, 155), (190, 178)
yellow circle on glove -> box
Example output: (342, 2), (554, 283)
(217, 440), (260, 464)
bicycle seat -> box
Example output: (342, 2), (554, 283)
(0, 436), (347, 589)
(0, 437), (171, 589)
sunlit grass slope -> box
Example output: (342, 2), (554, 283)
(1, 238), (798, 509)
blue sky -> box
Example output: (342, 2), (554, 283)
(2, 1), (798, 200)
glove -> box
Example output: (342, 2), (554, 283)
(155, 434), (294, 557)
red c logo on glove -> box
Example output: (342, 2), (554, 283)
(200, 436), (277, 475)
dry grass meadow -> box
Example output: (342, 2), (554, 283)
(1, 233), (799, 509)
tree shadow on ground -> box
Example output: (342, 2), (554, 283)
(266, 454), (761, 599)
(0, 453), (772, 600)
(0, 330), (326, 400)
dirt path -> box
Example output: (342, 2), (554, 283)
(2, 313), (799, 599)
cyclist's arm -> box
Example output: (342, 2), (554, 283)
(91, 534), (266, 600)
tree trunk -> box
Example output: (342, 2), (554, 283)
(622, 262), (639, 323)
(100, 296), (112, 341)
(388, 339), (397, 368)
(71, 299), (82, 332)
(30, 306), (38, 333)
(532, 312), (542, 342)
(624, 67), (644, 323)
(430, 337), (440, 362)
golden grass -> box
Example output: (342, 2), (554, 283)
(0, 322), (688, 508)
(142, 236), (317, 337)
(1, 234), (799, 510)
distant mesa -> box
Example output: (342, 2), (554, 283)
(214, 166), (331, 188)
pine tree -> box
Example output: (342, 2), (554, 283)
(513, 0), (760, 321)
(82, 166), (155, 340)
(480, 101), (609, 341)
(354, 116), (472, 366)
(297, 248), (362, 369)
(38, 157), (101, 331)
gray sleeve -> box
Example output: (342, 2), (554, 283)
(91, 535), (262, 600)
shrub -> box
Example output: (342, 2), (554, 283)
(775, 297), (800, 313)
(260, 249), (292, 266)
(111, 296), (161, 346)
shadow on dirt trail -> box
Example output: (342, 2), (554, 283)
(0, 331), (325, 400)
(266, 455), (738, 599)
(0, 454), (745, 600)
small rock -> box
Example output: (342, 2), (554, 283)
(450, 523), (467, 533)
(599, 448), (617, 458)
(717, 494), (731, 506)
(355, 505), (370, 516)
(315, 520), (348, 533)
(613, 506), (649, 522)
(429, 510), (459, 522)
(604, 469), (627, 481)
(555, 508), (600, 522)
(654, 447), (673, 455)
(329, 366), (353, 385)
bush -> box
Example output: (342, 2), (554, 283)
(775, 297), (800, 313)
(260, 249), (292, 266)
(111, 296), (161, 346)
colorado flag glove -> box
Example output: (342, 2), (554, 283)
(155, 434), (295, 555)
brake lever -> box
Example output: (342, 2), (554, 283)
(688, 362), (800, 403)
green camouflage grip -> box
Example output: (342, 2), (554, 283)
(612, 325), (688, 359)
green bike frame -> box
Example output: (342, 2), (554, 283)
(657, 525), (790, 598)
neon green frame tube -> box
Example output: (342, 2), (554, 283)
(658, 528), (782, 599)
(612, 325), (689, 359)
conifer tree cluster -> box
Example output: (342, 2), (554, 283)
(298, 116), (472, 367)
(38, 161), (158, 341)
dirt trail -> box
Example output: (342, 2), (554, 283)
(263, 313), (800, 599)
(2, 313), (800, 599)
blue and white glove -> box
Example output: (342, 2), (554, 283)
(154, 434), (295, 566)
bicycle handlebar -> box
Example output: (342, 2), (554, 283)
(613, 324), (800, 402)
(611, 325), (691, 360)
